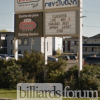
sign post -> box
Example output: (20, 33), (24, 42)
(14, 0), (43, 61)
(78, 0), (83, 77)
(44, 37), (47, 81)
(14, 0), (83, 78)
(14, 37), (18, 60)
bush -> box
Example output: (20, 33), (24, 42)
(65, 65), (78, 89)
(0, 60), (23, 89)
(1, 50), (100, 94)
(46, 59), (67, 85)
(65, 64), (100, 91)
(0, 60), (6, 69)
(0, 51), (67, 89)
(79, 64), (100, 90)
(17, 50), (44, 83)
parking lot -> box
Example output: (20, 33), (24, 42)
(66, 60), (78, 71)
(65, 59), (85, 71)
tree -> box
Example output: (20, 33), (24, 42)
(0, 29), (8, 32)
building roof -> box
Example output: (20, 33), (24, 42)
(89, 34), (100, 39)
(65, 36), (88, 40)
(0, 32), (14, 34)
(83, 44), (100, 46)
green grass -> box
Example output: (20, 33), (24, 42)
(0, 89), (17, 99)
(63, 98), (98, 100)
(0, 89), (99, 100)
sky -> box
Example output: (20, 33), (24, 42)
(0, 0), (100, 37)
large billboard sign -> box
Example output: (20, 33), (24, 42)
(45, 11), (78, 36)
(14, 0), (43, 12)
(15, 12), (43, 37)
(45, 0), (78, 9)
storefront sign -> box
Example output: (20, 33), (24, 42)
(15, 12), (43, 37)
(45, 11), (77, 36)
(45, 0), (78, 9)
(14, 0), (43, 12)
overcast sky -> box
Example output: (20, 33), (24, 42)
(0, 0), (100, 37)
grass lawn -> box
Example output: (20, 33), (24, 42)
(0, 89), (17, 99)
(63, 98), (98, 100)
(0, 89), (99, 100)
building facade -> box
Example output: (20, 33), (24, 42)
(64, 34), (100, 56)
(52, 37), (63, 55)
(0, 32), (52, 56)
(64, 36), (88, 53)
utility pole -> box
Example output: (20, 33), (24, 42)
(78, 0), (83, 77)
(14, 37), (18, 60)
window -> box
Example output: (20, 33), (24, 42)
(18, 39), (22, 45)
(24, 38), (28, 45)
(92, 47), (94, 52)
(70, 41), (74, 46)
(1, 40), (7, 47)
(11, 39), (14, 45)
(18, 50), (21, 54)
(1, 34), (7, 40)
(0, 48), (7, 54)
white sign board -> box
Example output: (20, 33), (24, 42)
(45, 11), (77, 36)
(14, 0), (43, 13)
(45, 0), (78, 9)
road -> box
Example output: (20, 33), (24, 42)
(65, 59), (84, 71)
(65, 60), (78, 71)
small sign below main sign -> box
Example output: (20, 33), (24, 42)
(45, 11), (78, 36)
(15, 12), (43, 38)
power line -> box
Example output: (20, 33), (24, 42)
(83, 10), (100, 13)
(83, 26), (100, 28)
(0, 27), (14, 28)
(0, 13), (14, 15)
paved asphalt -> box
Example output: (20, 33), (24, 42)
(65, 59), (84, 71)
(65, 60), (78, 71)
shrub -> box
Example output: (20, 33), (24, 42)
(65, 64), (100, 91)
(17, 50), (44, 83)
(79, 64), (100, 90)
(65, 65), (78, 89)
(0, 60), (23, 89)
(46, 59), (67, 85)
(0, 60), (6, 69)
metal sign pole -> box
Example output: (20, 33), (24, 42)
(78, 0), (83, 77)
(43, 0), (47, 81)
(44, 37), (47, 65)
(44, 37), (47, 81)
(14, 37), (18, 60)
